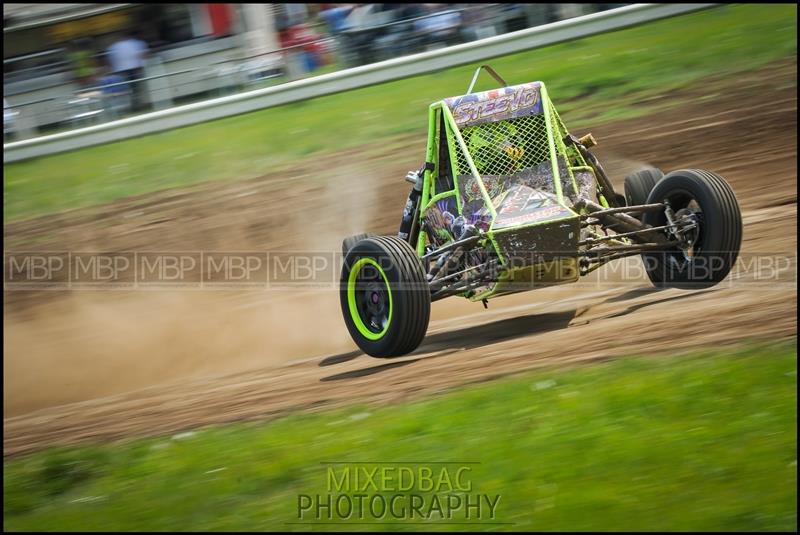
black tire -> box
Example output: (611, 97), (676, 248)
(340, 236), (431, 358)
(624, 167), (664, 218)
(642, 169), (742, 289)
(342, 233), (372, 257)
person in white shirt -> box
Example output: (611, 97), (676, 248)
(106, 30), (149, 111)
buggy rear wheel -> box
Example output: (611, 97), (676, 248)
(342, 233), (373, 257)
(624, 167), (663, 219)
(642, 169), (742, 289)
(340, 236), (430, 358)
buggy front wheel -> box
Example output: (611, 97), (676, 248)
(642, 169), (742, 289)
(340, 236), (430, 357)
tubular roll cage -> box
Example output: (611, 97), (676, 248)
(416, 84), (577, 235)
(408, 66), (683, 302)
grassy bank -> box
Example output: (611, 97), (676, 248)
(3, 4), (798, 222)
(4, 340), (797, 531)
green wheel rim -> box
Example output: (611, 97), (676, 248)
(347, 257), (393, 341)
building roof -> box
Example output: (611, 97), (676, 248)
(4, 4), (133, 32)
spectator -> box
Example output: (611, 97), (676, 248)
(320, 3), (354, 34)
(339, 4), (386, 65)
(461, 4), (495, 42)
(413, 5), (461, 50)
(97, 64), (130, 120)
(66, 38), (97, 88)
(320, 4), (355, 66)
(279, 20), (323, 76)
(106, 30), (149, 112)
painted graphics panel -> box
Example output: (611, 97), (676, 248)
(423, 196), (459, 247)
(444, 82), (543, 128)
(491, 185), (574, 229)
(422, 194), (492, 247)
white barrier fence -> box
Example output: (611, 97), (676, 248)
(3, 3), (717, 163)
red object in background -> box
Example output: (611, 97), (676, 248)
(206, 4), (232, 37)
(279, 23), (323, 54)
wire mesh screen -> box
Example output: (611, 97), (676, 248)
(460, 113), (552, 177)
(449, 103), (586, 220)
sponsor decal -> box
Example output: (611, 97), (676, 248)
(445, 83), (543, 127)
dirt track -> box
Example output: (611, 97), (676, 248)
(3, 60), (797, 457)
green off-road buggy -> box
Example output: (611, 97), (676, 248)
(340, 65), (742, 357)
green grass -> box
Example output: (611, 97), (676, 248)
(3, 4), (798, 222)
(4, 340), (797, 531)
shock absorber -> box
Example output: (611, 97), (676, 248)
(398, 162), (434, 243)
